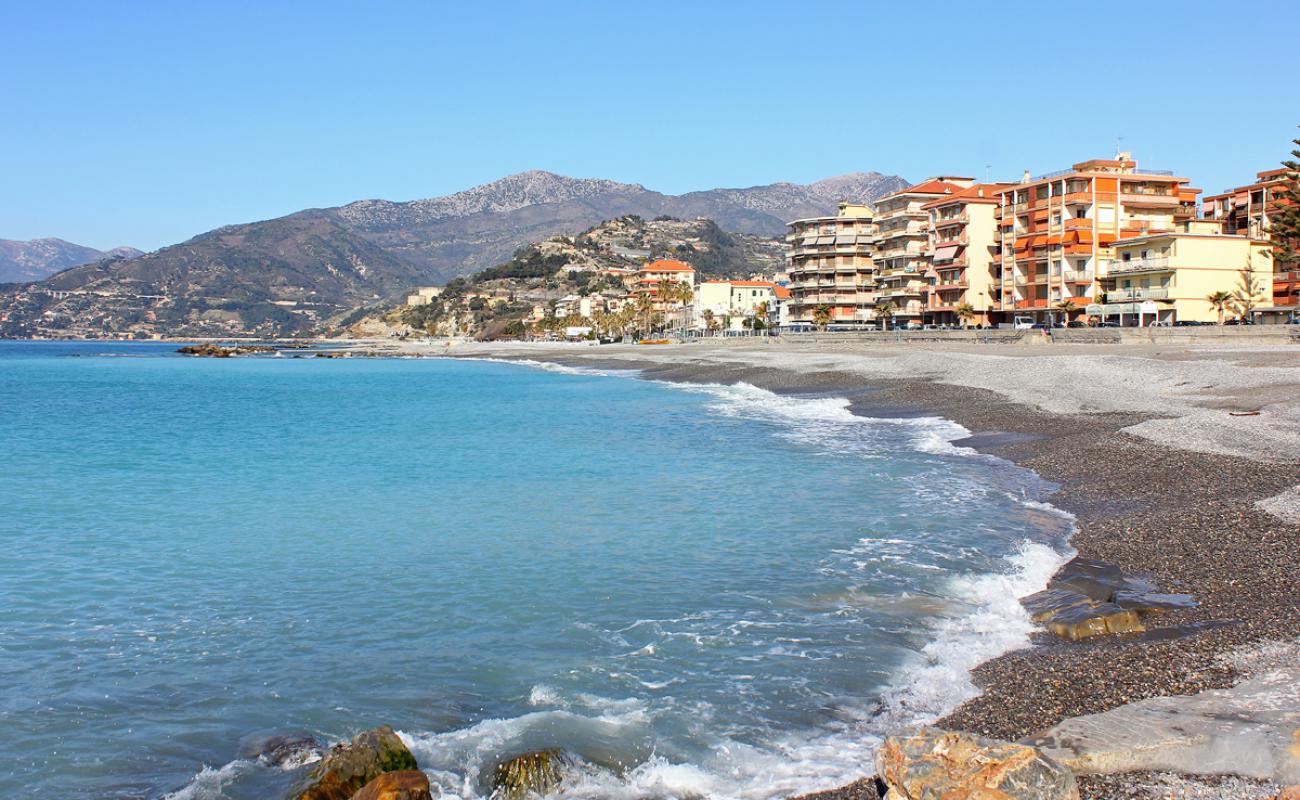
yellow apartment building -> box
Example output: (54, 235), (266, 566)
(922, 183), (1009, 326)
(1096, 219), (1273, 324)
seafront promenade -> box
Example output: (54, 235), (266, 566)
(364, 335), (1300, 798)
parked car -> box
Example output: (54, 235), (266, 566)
(1174, 320), (1205, 327)
(1068, 320), (1088, 328)
(1096, 321), (1122, 328)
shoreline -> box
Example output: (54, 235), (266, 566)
(412, 340), (1299, 798)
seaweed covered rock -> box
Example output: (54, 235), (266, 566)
(349, 770), (431, 800)
(292, 726), (417, 800)
(877, 727), (1078, 800)
(491, 751), (570, 800)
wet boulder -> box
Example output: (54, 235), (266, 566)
(1045, 602), (1144, 641)
(349, 770), (431, 800)
(491, 751), (570, 800)
(240, 732), (324, 769)
(292, 726), (418, 800)
(878, 727), (1078, 800)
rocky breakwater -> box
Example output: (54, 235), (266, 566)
(289, 726), (429, 800)
(177, 343), (276, 357)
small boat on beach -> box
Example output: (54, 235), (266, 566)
(636, 339), (671, 345)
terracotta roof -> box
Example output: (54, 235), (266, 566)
(641, 259), (695, 272)
(774, 286), (792, 299)
(729, 280), (777, 287)
(922, 183), (1014, 209)
(881, 177), (974, 200)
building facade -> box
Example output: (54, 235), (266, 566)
(1203, 168), (1298, 320)
(784, 202), (877, 325)
(874, 178), (974, 325)
(1101, 220), (1273, 324)
(922, 183), (1008, 326)
(696, 280), (778, 329)
(994, 155), (1200, 323)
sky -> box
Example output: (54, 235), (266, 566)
(3, 0), (1298, 251)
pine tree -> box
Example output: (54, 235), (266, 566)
(1271, 129), (1300, 269)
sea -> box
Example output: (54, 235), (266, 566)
(0, 341), (1075, 799)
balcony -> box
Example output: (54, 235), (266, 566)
(1106, 257), (1171, 275)
(1106, 287), (1170, 302)
(933, 212), (969, 228)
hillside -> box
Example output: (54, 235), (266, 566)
(0, 238), (142, 283)
(371, 216), (784, 341)
(0, 170), (905, 338)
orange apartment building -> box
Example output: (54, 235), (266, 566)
(1203, 168), (1298, 319)
(784, 202), (877, 324)
(922, 183), (1009, 326)
(993, 154), (1200, 323)
(874, 177), (974, 324)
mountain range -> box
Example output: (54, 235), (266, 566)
(1, 170), (907, 337)
(0, 238), (142, 283)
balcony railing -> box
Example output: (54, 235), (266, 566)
(1106, 287), (1170, 301)
(1106, 257), (1171, 274)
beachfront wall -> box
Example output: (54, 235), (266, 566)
(1102, 226), (1274, 324)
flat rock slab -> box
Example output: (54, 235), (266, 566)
(1029, 640), (1300, 784)
(878, 727), (1078, 800)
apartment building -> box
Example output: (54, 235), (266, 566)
(874, 178), (974, 324)
(1099, 219), (1273, 324)
(784, 202), (877, 324)
(922, 183), (1009, 326)
(1203, 168), (1298, 320)
(696, 279), (778, 328)
(994, 154), (1200, 323)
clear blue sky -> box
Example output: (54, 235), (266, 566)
(3, 0), (1298, 251)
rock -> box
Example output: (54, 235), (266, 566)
(349, 770), (431, 800)
(877, 727), (1078, 800)
(1030, 641), (1300, 785)
(1044, 602), (1144, 641)
(292, 726), (418, 800)
(177, 343), (274, 357)
(1021, 589), (1094, 623)
(239, 732), (324, 769)
(1111, 590), (1197, 612)
(491, 751), (569, 800)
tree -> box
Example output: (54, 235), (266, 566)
(875, 301), (896, 331)
(755, 300), (771, 329)
(1054, 298), (1076, 325)
(1269, 128), (1300, 271)
(1231, 252), (1268, 322)
(702, 308), (718, 333)
(812, 304), (832, 331)
(1207, 290), (1233, 325)
(955, 302), (976, 330)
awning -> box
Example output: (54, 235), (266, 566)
(815, 236), (835, 245)
(835, 234), (856, 245)
(1073, 230), (1094, 244)
(933, 244), (960, 261)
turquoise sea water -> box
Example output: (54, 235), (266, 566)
(0, 341), (1074, 799)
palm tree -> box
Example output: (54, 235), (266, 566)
(754, 300), (771, 329)
(955, 302), (976, 330)
(702, 308), (717, 334)
(1054, 298), (1076, 326)
(634, 292), (655, 336)
(875, 301), (896, 331)
(812, 304), (832, 331)
(1207, 290), (1232, 325)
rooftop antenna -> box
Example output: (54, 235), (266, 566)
(1115, 135), (1125, 159)
(984, 164), (991, 183)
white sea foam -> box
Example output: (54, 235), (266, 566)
(161, 759), (254, 800)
